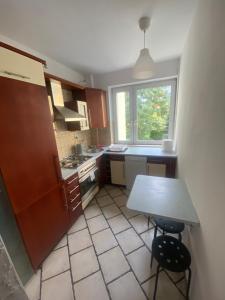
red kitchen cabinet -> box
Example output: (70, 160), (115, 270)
(85, 88), (108, 128)
(0, 75), (68, 268)
(63, 172), (83, 225)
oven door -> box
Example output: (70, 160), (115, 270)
(79, 167), (99, 200)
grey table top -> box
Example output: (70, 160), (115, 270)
(127, 175), (199, 226)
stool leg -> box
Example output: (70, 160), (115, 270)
(151, 226), (158, 268)
(153, 264), (160, 300)
(150, 251), (154, 268)
(186, 267), (192, 300)
(154, 225), (158, 239)
(178, 232), (182, 242)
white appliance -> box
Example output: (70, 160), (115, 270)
(125, 156), (147, 190)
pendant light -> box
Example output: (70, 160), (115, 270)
(133, 16), (154, 79)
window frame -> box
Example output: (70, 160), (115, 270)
(110, 77), (177, 145)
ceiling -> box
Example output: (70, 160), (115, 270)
(0, 0), (197, 74)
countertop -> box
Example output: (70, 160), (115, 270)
(60, 147), (177, 180)
(104, 146), (177, 158)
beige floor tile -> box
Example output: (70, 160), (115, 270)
(92, 228), (118, 255)
(84, 204), (102, 219)
(176, 278), (187, 296)
(102, 204), (121, 219)
(74, 271), (109, 300)
(99, 246), (130, 283)
(25, 269), (41, 300)
(71, 247), (99, 282)
(41, 271), (74, 300)
(104, 184), (115, 191)
(113, 195), (128, 207)
(140, 228), (158, 250)
(42, 247), (70, 280)
(87, 214), (109, 234)
(68, 215), (87, 234)
(96, 188), (108, 198)
(54, 235), (67, 250)
(116, 228), (143, 255)
(127, 246), (151, 283)
(68, 228), (92, 255)
(166, 270), (185, 284)
(97, 195), (114, 207)
(108, 272), (146, 300)
(108, 188), (123, 198)
(108, 214), (131, 234)
(142, 272), (184, 300)
(120, 206), (139, 219)
(129, 215), (149, 234)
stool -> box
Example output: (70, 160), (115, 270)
(149, 217), (185, 241)
(151, 235), (191, 300)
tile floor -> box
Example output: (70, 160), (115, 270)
(24, 185), (187, 300)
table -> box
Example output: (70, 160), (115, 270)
(127, 175), (199, 226)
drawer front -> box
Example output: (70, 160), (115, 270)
(0, 47), (45, 86)
(67, 188), (81, 206)
(69, 200), (83, 224)
(65, 173), (79, 189)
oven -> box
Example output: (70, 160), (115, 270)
(78, 159), (99, 209)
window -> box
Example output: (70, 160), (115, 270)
(111, 79), (177, 144)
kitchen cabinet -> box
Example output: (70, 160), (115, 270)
(85, 88), (108, 128)
(110, 155), (126, 185)
(0, 46), (45, 86)
(125, 156), (147, 190)
(147, 163), (166, 177)
(63, 173), (83, 225)
(96, 155), (107, 187)
(0, 46), (68, 269)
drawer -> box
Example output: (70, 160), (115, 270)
(69, 200), (83, 224)
(66, 183), (80, 196)
(67, 189), (81, 206)
(0, 46), (45, 86)
(65, 173), (79, 189)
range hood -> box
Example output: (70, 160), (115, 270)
(50, 79), (86, 122)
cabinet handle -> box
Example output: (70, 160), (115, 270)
(70, 193), (80, 203)
(72, 201), (82, 211)
(0, 70), (31, 80)
(69, 185), (79, 194)
(67, 176), (78, 185)
(62, 186), (69, 211)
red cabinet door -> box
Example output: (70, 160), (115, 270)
(85, 88), (108, 128)
(0, 77), (60, 213)
(0, 76), (69, 268)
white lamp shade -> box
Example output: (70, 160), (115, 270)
(133, 48), (154, 79)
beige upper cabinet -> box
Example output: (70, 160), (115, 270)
(0, 46), (45, 86)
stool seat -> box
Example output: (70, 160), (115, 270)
(154, 218), (185, 234)
(152, 235), (191, 273)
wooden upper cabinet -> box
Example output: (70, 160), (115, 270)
(85, 88), (108, 128)
(0, 46), (45, 86)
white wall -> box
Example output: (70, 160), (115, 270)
(175, 0), (225, 299)
(93, 58), (180, 90)
(0, 34), (85, 84)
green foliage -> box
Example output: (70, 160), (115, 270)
(136, 86), (171, 140)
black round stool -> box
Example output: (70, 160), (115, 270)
(151, 235), (191, 300)
(149, 217), (185, 241)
